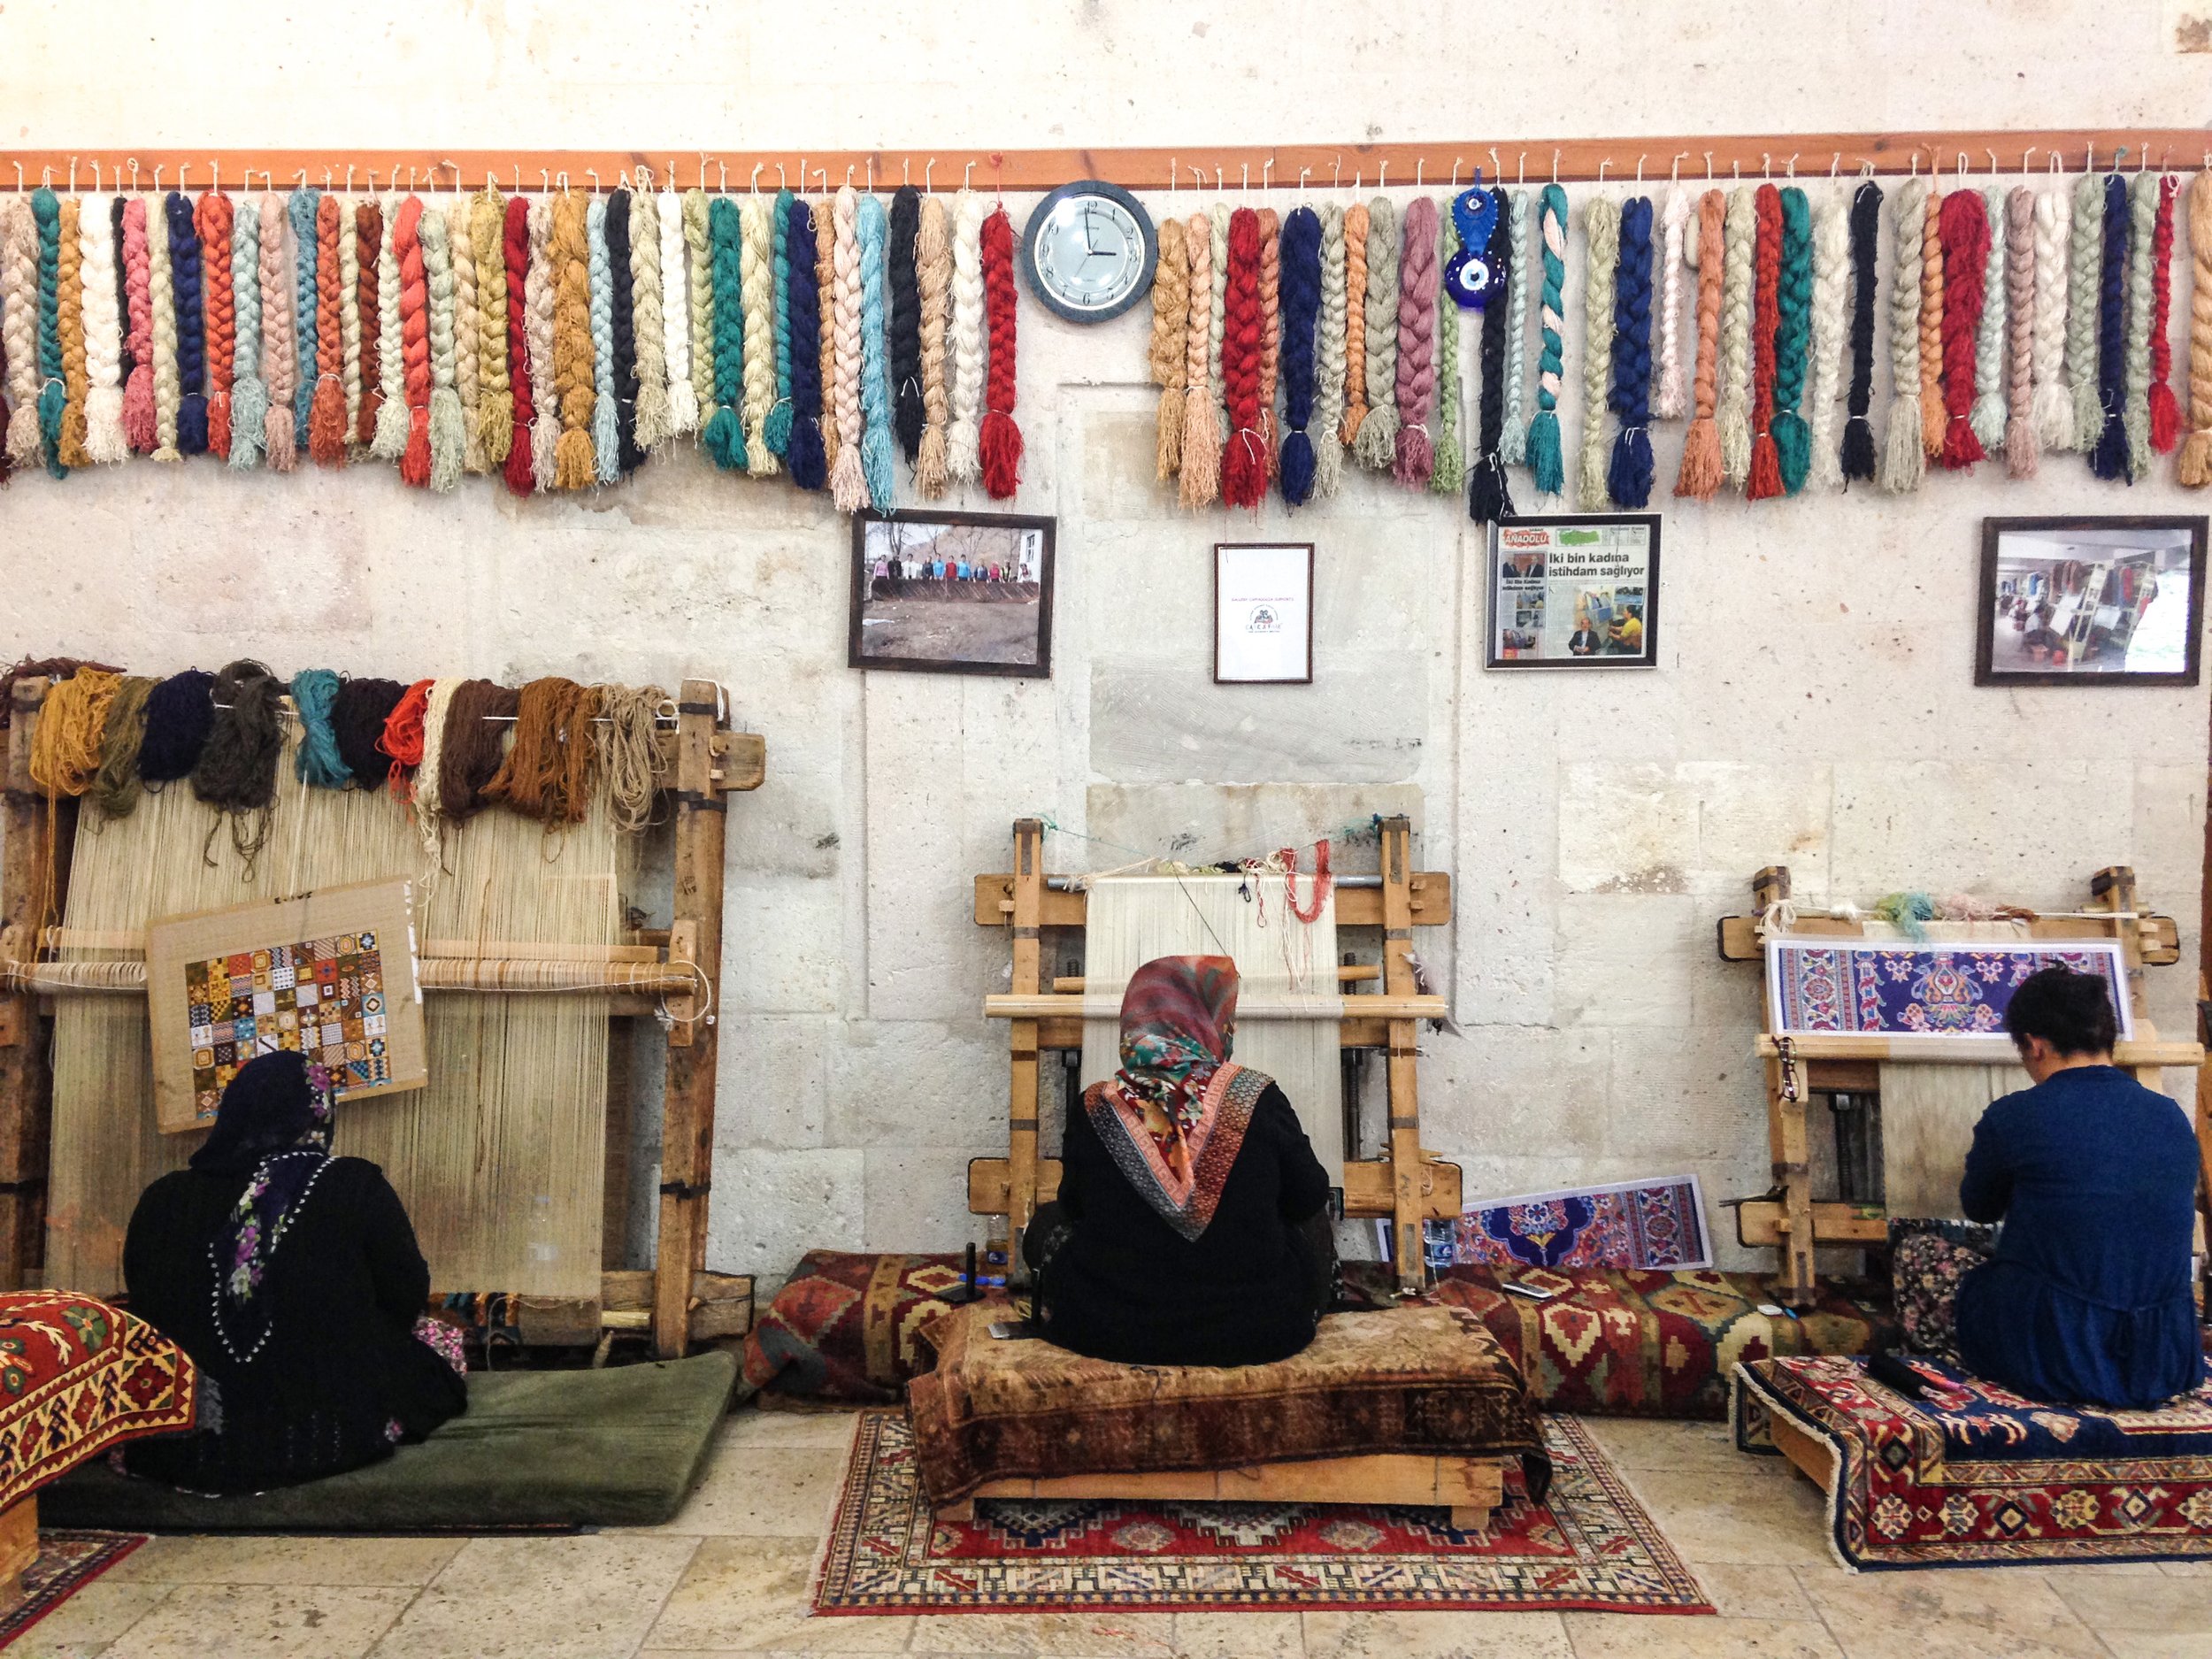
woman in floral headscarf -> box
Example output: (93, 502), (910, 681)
(1030, 956), (1335, 1367)
(123, 1051), (465, 1492)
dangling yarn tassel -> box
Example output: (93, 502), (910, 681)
(606, 189), (642, 474)
(682, 188), (715, 449)
(526, 197), (559, 491)
(287, 188), (319, 450)
(83, 191), (127, 462)
(1312, 203), (1348, 498)
(1937, 188), (1988, 471)
(1499, 189), (1531, 467)
(1256, 207), (1281, 479)
(1970, 184), (2009, 453)
(1768, 187), (1813, 493)
(475, 187), (515, 467)
(2090, 173), (2131, 481)
(1352, 197), (1400, 469)
(783, 195), (828, 490)
(888, 185), (923, 461)
(1525, 184), (1569, 497)
(947, 190), (987, 486)
(550, 190), (598, 490)
(741, 194), (779, 476)
(1278, 204), (1321, 506)
(1468, 188), (1518, 527)
(258, 193), (298, 472)
(419, 204), (468, 491)
(309, 193), (347, 465)
(626, 180), (667, 452)
(826, 187), (867, 511)
(1675, 188), (1725, 500)
(1839, 180), (1881, 485)
(227, 194), (267, 469)
(1391, 196), (1440, 487)
(1805, 188), (1850, 490)
(2004, 187), (2039, 479)
(1179, 209), (1220, 507)
(165, 194), (211, 457)
(1744, 184), (1784, 501)
(1578, 195), (1619, 509)
(55, 197), (88, 468)
(368, 193), (405, 462)
(660, 181), (698, 435)
(764, 186), (797, 457)
(1149, 215), (1188, 480)
(857, 191), (899, 510)
(914, 194), (951, 496)
(1430, 207), (1464, 495)
(1881, 177), (1927, 492)
(978, 205), (1024, 501)
(2029, 184), (2074, 449)
(2178, 171), (2212, 486)
(584, 197), (619, 484)
(1606, 195), (1655, 508)
(2148, 173), (2183, 457)
(702, 196), (749, 470)
(1716, 186), (1757, 488)
(1220, 204), (1267, 508)
(502, 196), (536, 496)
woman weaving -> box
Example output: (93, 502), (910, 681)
(122, 1053), (467, 1492)
(1026, 955), (1336, 1368)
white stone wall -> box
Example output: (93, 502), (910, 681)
(5, 1), (2209, 1280)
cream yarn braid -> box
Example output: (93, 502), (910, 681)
(627, 180), (669, 449)
(1148, 212), (1187, 480)
(1208, 202), (1230, 438)
(1500, 188), (1532, 466)
(2066, 173), (2105, 450)
(827, 186), (867, 511)
(740, 196), (778, 475)
(2180, 172), (2212, 486)
(1312, 202), (1348, 498)
(81, 195), (126, 463)
(447, 201), (484, 472)
(1970, 184), (2009, 453)
(418, 201), (465, 492)
(682, 189), (715, 439)
(526, 196), (558, 490)
(1432, 209), (1464, 493)
(1717, 185), (1756, 488)
(1655, 185), (1693, 419)
(472, 188), (512, 467)
(1805, 188), (1851, 490)
(1354, 196), (1400, 468)
(586, 196), (618, 484)
(147, 195), (180, 461)
(1578, 195), (1619, 510)
(814, 204), (839, 472)
(339, 196), (363, 445)
(371, 194), (408, 459)
(2030, 185), (2073, 449)
(2004, 187), (2039, 479)
(1179, 208), (1220, 507)
(1882, 176), (1927, 491)
(2124, 171), (2160, 481)
(658, 182), (696, 434)
(3, 203), (40, 466)
(948, 188), (987, 485)
(916, 194), (953, 496)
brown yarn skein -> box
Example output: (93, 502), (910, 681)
(484, 677), (603, 824)
(190, 659), (285, 867)
(436, 678), (519, 822)
(330, 677), (409, 792)
(89, 674), (156, 817)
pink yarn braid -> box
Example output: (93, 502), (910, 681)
(1393, 196), (1440, 485)
(258, 195), (297, 470)
(120, 197), (156, 452)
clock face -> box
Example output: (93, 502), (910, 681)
(1021, 182), (1156, 322)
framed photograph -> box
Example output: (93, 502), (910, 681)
(1977, 515), (2207, 687)
(849, 511), (1056, 678)
(1486, 515), (1660, 669)
(1214, 542), (1315, 684)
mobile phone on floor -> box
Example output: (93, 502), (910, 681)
(989, 1320), (1041, 1340)
(1501, 1281), (1560, 1302)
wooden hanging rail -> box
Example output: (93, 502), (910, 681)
(2, 132), (2205, 196)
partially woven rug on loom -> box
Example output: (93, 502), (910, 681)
(0, 1531), (144, 1650)
(811, 1410), (1710, 1615)
(1432, 1175), (1711, 1271)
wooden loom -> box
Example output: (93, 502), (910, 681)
(0, 676), (762, 1358)
(1718, 863), (2207, 1305)
(972, 816), (1456, 1291)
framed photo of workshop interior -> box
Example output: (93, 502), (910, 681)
(1977, 516), (2208, 687)
(849, 511), (1056, 679)
(1214, 542), (1315, 683)
(1486, 515), (1661, 669)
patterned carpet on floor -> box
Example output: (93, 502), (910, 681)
(0, 1531), (144, 1650)
(812, 1409), (1712, 1615)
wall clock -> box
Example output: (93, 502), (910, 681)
(1019, 180), (1157, 323)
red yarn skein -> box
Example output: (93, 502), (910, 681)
(2150, 173), (2182, 455)
(978, 206), (1024, 500)
(1744, 184), (1785, 501)
(1220, 206), (1267, 509)
(394, 197), (433, 488)
(377, 677), (434, 801)
(1937, 190), (1988, 470)
(503, 195), (535, 496)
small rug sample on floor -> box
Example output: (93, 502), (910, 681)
(0, 1531), (144, 1650)
(812, 1409), (1710, 1615)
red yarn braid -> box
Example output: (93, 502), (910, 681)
(309, 194), (347, 466)
(194, 191), (235, 460)
(356, 201), (383, 447)
(1937, 189), (1988, 470)
(394, 196), (433, 487)
(502, 194), (534, 496)
(2150, 173), (2182, 455)
(1744, 184), (1785, 501)
(978, 206), (1023, 500)
(1220, 206), (1266, 509)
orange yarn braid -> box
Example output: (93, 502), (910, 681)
(395, 196), (433, 487)
(309, 193), (346, 465)
(196, 192), (235, 458)
(1256, 206), (1281, 478)
(1918, 188), (1945, 457)
(1340, 202), (1369, 444)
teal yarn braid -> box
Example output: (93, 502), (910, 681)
(702, 196), (749, 471)
(1525, 183), (1568, 495)
(1770, 186), (1813, 493)
(289, 669), (352, 787)
(288, 187), (319, 444)
(228, 198), (265, 468)
(588, 197), (619, 483)
(856, 192), (896, 511)
(31, 188), (65, 477)
(764, 187), (795, 456)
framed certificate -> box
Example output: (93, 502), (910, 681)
(1214, 542), (1315, 684)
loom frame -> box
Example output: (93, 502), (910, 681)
(0, 676), (763, 1359)
(972, 815), (1457, 1292)
(1717, 863), (2206, 1305)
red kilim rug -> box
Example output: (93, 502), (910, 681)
(812, 1411), (1711, 1615)
(0, 1531), (145, 1650)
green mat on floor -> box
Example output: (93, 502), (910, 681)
(41, 1350), (735, 1532)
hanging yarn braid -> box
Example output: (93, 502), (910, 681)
(391, 196), (432, 485)
(288, 668), (350, 787)
(88, 676), (155, 818)
(2122, 171), (2160, 480)
(1353, 197), (1401, 468)
(1675, 188), (1726, 499)
(1840, 180), (1881, 485)
(1468, 188), (1518, 526)
(857, 190), (899, 510)
(1527, 184), (1570, 496)
(1917, 187), (1946, 458)
(142, 190), (179, 464)
(307, 194), (345, 465)
(1278, 204), (1322, 505)
(2091, 173), (2131, 481)
(82, 193), (127, 462)
(2180, 173), (2212, 485)
(2067, 173), (2107, 450)
(1881, 177), (1927, 491)
(947, 190), (987, 485)
(338, 195), (361, 446)
(376, 678), (433, 800)
(472, 188), (513, 467)
(1312, 203), (1348, 498)
(56, 197), (88, 467)
(483, 678), (603, 826)
(660, 183), (697, 435)
(702, 196), (747, 470)
(1500, 189), (1531, 467)
(138, 669), (217, 785)
(1256, 206), (1281, 478)
(608, 190), (643, 473)
(1936, 188), (1988, 470)
(626, 181), (666, 451)
(1220, 204), (1266, 508)
(889, 185), (923, 460)
(550, 190), (597, 488)
(1606, 195), (1655, 508)
(784, 195), (829, 490)
(979, 205), (1023, 501)
(2030, 184), (2073, 450)
(682, 189), (716, 447)
(165, 193), (206, 457)
(826, 187), (866, 511)
(1391, 196), (1440, 487)
(1743, 184), (1784, 500)
(329, 679), (405, 790)
(368, 195), (404, 460)
(257, 193), (297, 471)
(2149, 173), (2183, 457)
(2005, 188), (2039, 479)
(1179, 209), (1220, 507)
(1716, 186), (1756, 488)
(28, 669), (122, 798)
(227, 196), (266, 469)
(1578, 195), (1619, 510)
(495, 196), (534, 493)
(191, 660), (284, 867)
(419, 204), (467, 490)
(585, 197), (619, 483)
(1969, 183), (2009, 453)
(1208, 204), (1229, 438)
(764, 187), (796, 458)
(915, 193), (951, 496)
(1806, 189), (1851, 490)
(1340, 201), (1369, 446)
(740, 195), (778, 475)
(115, 196), (154, 456)
(109, 196), (132, 431)
(1431, 209), (1464, 495)
(1769, 187), (1812, 494)
(526, 198), (558, 491)
(448, 200), (485, 472)
(27, 192), (64, 475)
(3, 202), (39, 469)
(438, 680), (519, 822)
(1149, 213), (1188, 480)
(1654, 186), (1692, 421)
(285, 188), (319, 449)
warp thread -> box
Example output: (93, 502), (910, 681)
(329, 678), (406, 792)
(826, 187), (865, 511)
(1353, 197), (1400, 468)
(288, 667), (352, 787)
(1970, 184), (2009, 453)
(1937, 188), (1988, 470)
(1179, 208), (1220, 507)
(1882, 178), (1928, 492)
(1716, 186), (1756, 488)
(1743, 184), (1785, 500)
(1769, 186), (1813, 494)
(740, 194), (779, 475)
(1468, 188), (1518, 527)
(914, 193), (951, 496)
(483, 677), (603, 825)
(1840, 180), (1881, 485)
(889, 185), (924, 460)
(2179, 171), (2212, 486)
(1526, 184), (1569, 497)
(1605, 194), (1655, 508)
(783, 195), (828, 490)
(137, 669), (217, 784)
(1804, 188), (1850, 491)
(702, 196), (749, 471)
(1149, 214), (1188, 480)
(1675, 188), (1725, 500)
(858, 191), (899, 509)
(2090, 173), (2131, 481)
(1311, 203), (1348, 498)
(1578, 195), (1620, 509)
(1391, 195), (1440, 487)
(1220, 204), (1267, 508)
(979, 205), (1024, 499)
(947, 190), (987, 485)
(1278, 205), (1322, 505)
(2005, 187), (2039, 479)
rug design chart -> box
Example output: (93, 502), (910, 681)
(814, 1409), (1711, 1614)
(1437, 1175), (1711, 1271)
(184, 933), (392, 1106)
(1765, 937), (2133, 1038)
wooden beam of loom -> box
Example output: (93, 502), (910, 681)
(1, 133), (2202, 195)
(974, 873), (1451, 929)
(967, 1153), (1461, 1221)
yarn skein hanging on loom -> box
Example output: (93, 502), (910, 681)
(53, 196), (89, 469)
(526, 198), (560, 490)
(288, 669), (351, 788)
(1219, 205), (1267, 509)
(1391, 195), (1440, 488)
(1839, 180), (1882, 484)
(483, 677), (603, 826)
(660, 180), (697, 438)
(501, 196), (536, 495)
(1310, 204), (1348, 498)
(1970, 183), (2010, 456)
(1430, 208), (1463, 495)
(136, 669), (217, 785)
(584, 196), (619, 484)
(88, 676), (155, 818)
(605, 189), (642, 474)
(702, 196), (749, 471)
(1339, 200), (1368, 448)
(1655, 186), (1693, 423)
(1743, 185), (1784, 501)
(1917, 185), (1946, 461)
(1802, 189), (1851, 491)
(1676, 188), (1725, 500)
(368, 193), (406, 464)
(82, 192), (129, 464)
(826, 188), (864, 510)
(27, 671), (124, 799)
(1256, 207), (1282, 480)
(437, 680), (520, 823)
(1715, 186), (1757, 489)
(625, 182), (665, 455)
(1497, 188), (1532, 472)
(945, 191), (987, 486)
(142, 190), (179, 464)
(739, 194), (779, 476)
(287, 188), (320, 453)
(2028, 181), (2073, 451)
(376, 679), (434, 801)
(308, 193), (347, 465)
(165, 193), (209, 457)
(783, 195), (828, 491)
(329, 679), (407, 793)
(1148, 214), (1187, 482)
(393, 196), (433, 486)
(1179, 210), (1220, 507)
(2148, 173), (2182, 457)
(193, 190), (234, 461)
(189, 660), (285, 867)
(1605, 195), (1655, 508)
(31, 188), (66, 477)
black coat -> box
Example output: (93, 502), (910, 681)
(122, 1156), (466, 1492)
(1041, 1082), (1333, 1367)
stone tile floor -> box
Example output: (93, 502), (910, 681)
(19, 1409), (2212, 1658)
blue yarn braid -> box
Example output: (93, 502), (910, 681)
(764, 188), (795, 457)
(166, 193), (209, 455)
(1606, 195), (1655, 508)
(289, 669), (352, 787)
(783, 196), (827, 489)
(589, 197), (620, 482)
(2090, 173), (2131, 482)
(288, 188), (319, 445)
(856, 193), (896, 511)
(1525, 183), (1568, 495)
(31, 188), (65, 477)
(1770, 187), (1813, 493)
(1277, 205), (1323, 506)
(702, 196), (749, 471)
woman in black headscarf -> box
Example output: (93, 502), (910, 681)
(123, 1052), (466, 1492)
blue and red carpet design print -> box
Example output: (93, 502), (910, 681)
(1432, 1176), (1711, 1272)
(1766, 937), (2131, 1040)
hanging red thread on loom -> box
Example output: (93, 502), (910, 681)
(1281, 840), (1332, 924)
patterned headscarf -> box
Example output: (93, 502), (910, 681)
(194, 1052), (336, 1361)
